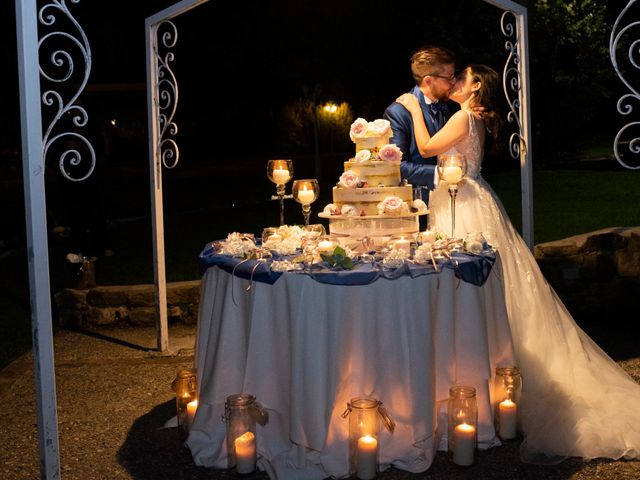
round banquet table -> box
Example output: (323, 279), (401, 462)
(186, 259), (516, 479)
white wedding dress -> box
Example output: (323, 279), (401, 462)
(429, 110), (640, 463)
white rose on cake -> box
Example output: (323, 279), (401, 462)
(368, 119), (391, 136)
(377, 196), (408, 215)
(339, 170), (361, 188)
(354, 149), (372, 163)
(341, 204), (358, 216)
(323, 203), (340, 215)
(378, 144), (403, 163)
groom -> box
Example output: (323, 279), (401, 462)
(383, 45), (458, 196)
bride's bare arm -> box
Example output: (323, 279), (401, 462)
(396, 94), (470, 158)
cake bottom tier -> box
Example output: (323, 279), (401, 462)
(324, 215), (421, 248)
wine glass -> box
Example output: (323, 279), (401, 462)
(437, 153), (467, 238)
(267, 159), (293, 225)
(292, 179), (319, 227)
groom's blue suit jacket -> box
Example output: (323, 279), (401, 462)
(383, 85), (457, 191)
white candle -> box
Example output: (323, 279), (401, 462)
(392, 237), (411, 254)
(317, 240), (336, 254)
(272, 167), (290, 184)
(442, 165), (463, 183)
(498, 399), (518, 440)
(234, 431), (257, 474)
(356, 435), (377, 480)
(453, 423), (476, 466)
(297, 186), (315, 204)
(186, 400), (198, 430)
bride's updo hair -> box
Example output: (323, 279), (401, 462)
(467, 64), (502, 141)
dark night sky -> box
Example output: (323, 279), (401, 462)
(2, 1), (518, 160)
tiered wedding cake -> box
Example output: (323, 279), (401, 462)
(318, 118), (428, 245)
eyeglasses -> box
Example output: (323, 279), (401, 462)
(425, 72), (457, 82)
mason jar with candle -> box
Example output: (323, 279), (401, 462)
(223, 393), (269, 474)
(342, 397), (395, 480)
(171, 367), (198, 435)
(493, 366), (522, 440)
(447, 385), (478, 467)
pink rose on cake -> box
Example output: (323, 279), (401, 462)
(377, 196), (409, 215)
(349, 118), (370, 141)
(339, 170), (361, 188)
(378, 144), (403, 163)
(355, 149), (372, 163)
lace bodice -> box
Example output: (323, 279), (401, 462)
(455, 110), (484, 179)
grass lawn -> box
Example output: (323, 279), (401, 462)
(1, 167), (639, 369)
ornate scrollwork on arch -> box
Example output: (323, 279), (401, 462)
(39, 0), (95, 182)
(155, 20), (180, 169)
(610, 0), (640, 170)
(501, 11), (526, 161)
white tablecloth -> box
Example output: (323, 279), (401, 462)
(187, 265), (515, 479)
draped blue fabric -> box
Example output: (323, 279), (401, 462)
(198, 242), (496, 287)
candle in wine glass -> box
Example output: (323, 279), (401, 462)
(356, 434), (377, 480)
(442, 165), (463, 183)
(234, 431), (257, 474)
(297, 186), (315, 204)
(272, 166), (290, 184)
(498, 399), (517, 439)
(452, 422), (476, 466)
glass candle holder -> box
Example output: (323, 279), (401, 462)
(292, 179), (320, 226)
(388, 234), (412, 255)
(267, 159), (294, 226)
(171, 367), (198, 435)
(342, 397), (395, 480)
(447, 385), (478, 467)
(224, 393), (269, 474)
(493, 366), (522, 440)
(437, 153), (467, 239)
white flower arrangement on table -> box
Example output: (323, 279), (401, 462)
(270, 259), (303, 272)
(262, 225), (309, 255)
(219, 232), (257, 258)
(463, 232), (490, 254)
(382, 246), (409, 268)
(411, 198), (428, 212)
(377, 196), (410, 216)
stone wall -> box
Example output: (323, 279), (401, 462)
(534, 226), (640, 318)
(54, 227), (640, 328)
(54, 280), (201, 327)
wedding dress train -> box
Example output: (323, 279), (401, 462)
(429, 110), (640, 463)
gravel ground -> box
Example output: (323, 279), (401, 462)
(1, 324), (639, 480)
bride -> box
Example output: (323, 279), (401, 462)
(396, 64), (640, 463)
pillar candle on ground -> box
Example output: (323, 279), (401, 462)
(356, 435), (377, 480)
(235, 431), (257, 474)
(498, 399), (517, 439)
(452, 423), (476, 466)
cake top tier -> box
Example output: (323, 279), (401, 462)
(348, 117), (402, 163)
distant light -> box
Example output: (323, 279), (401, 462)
(324, 103), (337, 113)
(110, 119), (117, 126)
